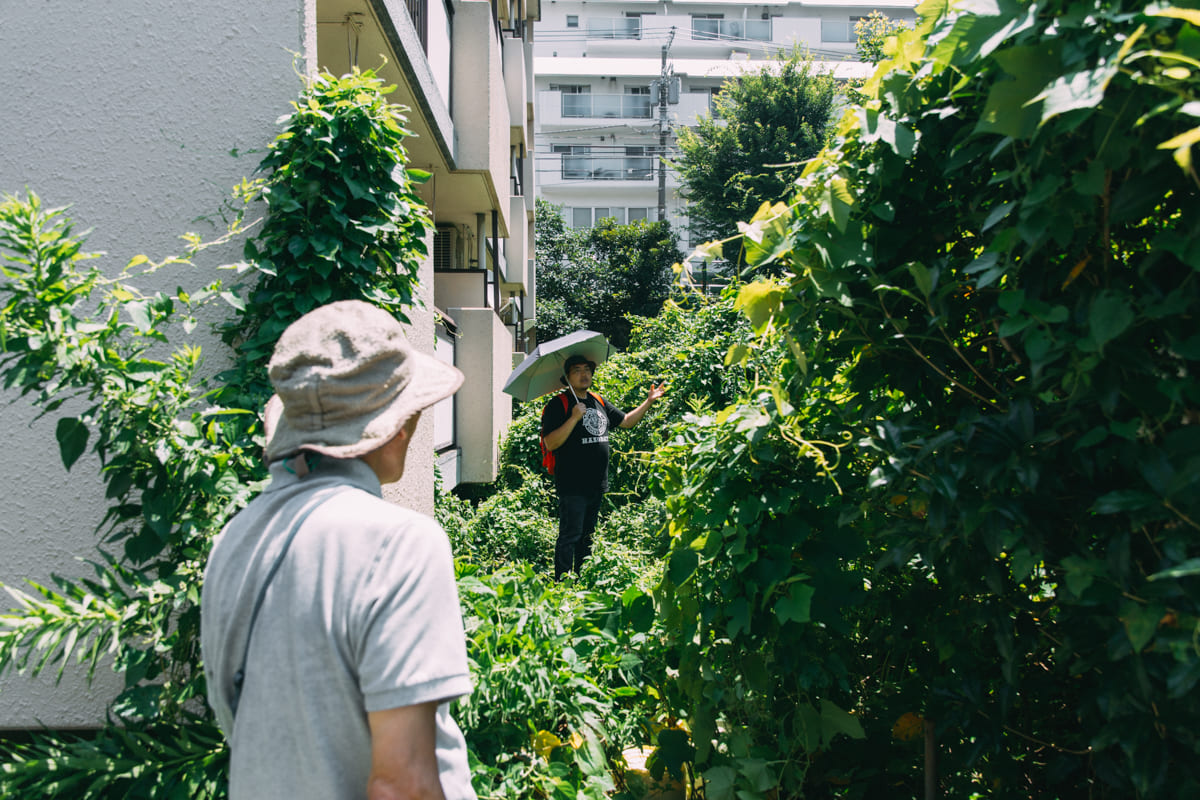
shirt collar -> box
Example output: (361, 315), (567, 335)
(264, 455), (383, 498)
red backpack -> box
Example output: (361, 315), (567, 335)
(540, 390), (603, 475)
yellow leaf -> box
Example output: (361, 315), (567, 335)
(1164, 66), (1192, 80)
(532, 730), (562, 760)
(1148, 7), (1200, 26)
(1159, 126), (1200, 150)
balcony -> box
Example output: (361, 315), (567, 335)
(586, 18), (642, 40)
(691, 18), (772, 42)
(559, 154), (654, 182)
(562, 93), (652, 119)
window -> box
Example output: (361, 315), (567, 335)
(625, 146), (653, 180)
(691, 86), (724, 116)
(691, 13), (724, 40)
(553, 144), (591, 179)
(566, 15), (578, 28)
(822, 17), (865, 43)
(622, 11), (653, 39)
(567, 208), (654, 228)
(552, 84), (591, 118)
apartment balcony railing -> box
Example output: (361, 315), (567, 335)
(406, 0), (428, 51)
(586, 18), (642, 39)
(560, 156), (654, 181)
(691, 18), (772, 42)
(562, 93), (653, 119)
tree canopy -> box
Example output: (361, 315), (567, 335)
(534, 199), (682, 348)
(671, 52), (838, 248)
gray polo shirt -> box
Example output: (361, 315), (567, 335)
(201, 457), (475, 799)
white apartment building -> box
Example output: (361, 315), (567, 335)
(534, 0), (918, 250)
(0, 0), (536, 728)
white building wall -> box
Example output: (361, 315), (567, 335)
(0, 0), (314, 729)
(0, 0), (478, 728)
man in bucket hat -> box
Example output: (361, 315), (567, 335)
(541, 353), (665, 580)
(201, 300), (473, 800)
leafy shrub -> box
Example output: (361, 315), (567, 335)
(658, 0), (1200, 797)
(454, 562), (660, 799)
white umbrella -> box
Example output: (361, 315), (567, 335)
(502, 330), (613, 401)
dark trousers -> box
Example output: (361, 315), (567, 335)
(555, 493), (602, 580)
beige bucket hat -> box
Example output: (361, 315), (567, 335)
(263, 300), (464, 462)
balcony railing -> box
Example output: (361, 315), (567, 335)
(406, 0), (428, 51)
(586, 18), (641, 39)
(562, 93), (653, 119)
(561, 155), (654, 181)
(691, 18), (772, 42)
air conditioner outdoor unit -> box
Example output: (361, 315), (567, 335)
(434, 225), (460, 270)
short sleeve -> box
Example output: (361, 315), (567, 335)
(604, 398), (626, 428)
(353, 516), (472, 712)
(541, 394), (567, 437)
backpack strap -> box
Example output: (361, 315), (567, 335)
(230, 486), (341, 721)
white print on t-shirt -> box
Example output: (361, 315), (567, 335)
(582, 405), (609, 438)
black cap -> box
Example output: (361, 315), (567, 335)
(563, 354), (597, 375)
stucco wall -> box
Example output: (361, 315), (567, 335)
(451, 308), (513, 484)
(0, 0), (316, 728)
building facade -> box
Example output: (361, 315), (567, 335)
(534, 0), (917, 251)
(0, 0), (536, 728)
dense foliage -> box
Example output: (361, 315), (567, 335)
(534, 199), (683, 348)
(657, 0), (1200, 796)
(671, 51), (839, 248)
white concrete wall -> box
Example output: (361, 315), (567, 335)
(450, 308), (513, 484)
(0, 0), (447, 728)
(452, 0), (511, 230)
(0, 0), (314, 730)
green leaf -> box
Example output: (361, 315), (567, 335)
(1092, 490), (1157, 514)
(1120, 601), (1164, 653)
(775, 582), (814, 624)
(1088, 292), (1134, 349)
(734, 281), (783, 333)
(1033, 62), (1119, 125)
(820, 698), (866, 743)
(977, 43), (1060, 138)
(1149, 558), (1200, 581)
(127, 301), (152, 333)
(55, 417), (89, 470)
(668, 547), (699, 587)
(703, 766), (738, 800)
(907, 262), (933, 300)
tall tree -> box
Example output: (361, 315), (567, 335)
(534, 199), (682, 349)
(671, 51), (838, 248)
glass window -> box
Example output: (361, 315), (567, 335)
(571, 207), (591, 228)
(821, 18), (863, 43)
(566, 15), (578, 28)
(691, 14), (723, 40)
(627, 208), (648, 222)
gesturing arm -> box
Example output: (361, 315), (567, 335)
(619, 382), (666, 429)
(366, 701), (446, 800)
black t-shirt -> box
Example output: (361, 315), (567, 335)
(540, 390), (626, 495)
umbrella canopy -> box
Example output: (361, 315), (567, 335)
(502, 330), (614, 401)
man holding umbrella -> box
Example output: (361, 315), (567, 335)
(541, 354), (665, 579)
